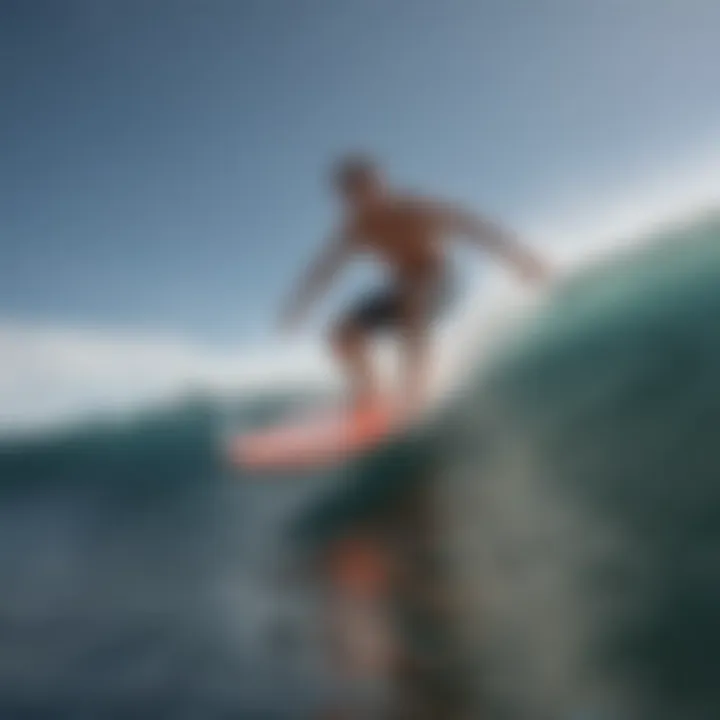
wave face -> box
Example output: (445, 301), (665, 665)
(441, 212), (720, 719)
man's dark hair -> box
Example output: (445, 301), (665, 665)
(332, 154), (379, 190)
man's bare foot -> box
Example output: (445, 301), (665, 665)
(399, 388), (425, 420)
(346, 390), (385, 414)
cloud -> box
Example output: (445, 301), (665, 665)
(0, 321), (333, 435)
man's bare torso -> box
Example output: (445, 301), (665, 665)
(346, 196), (444, 284)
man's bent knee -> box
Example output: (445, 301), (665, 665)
(330, 321), (365, 358)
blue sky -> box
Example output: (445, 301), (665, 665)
(2, 0), (719, 345)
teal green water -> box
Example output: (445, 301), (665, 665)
(0, 397), (325, 718)
(443, 211), (720, 719)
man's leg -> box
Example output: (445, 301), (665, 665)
(330, 319), (378, 408)
(331, 289), (402, 408)
(399, 285), (433, 413)
(400, 312), (430, 413)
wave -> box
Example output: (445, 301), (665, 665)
(439, 209), (720, 719)
(0, 389), (330, 718)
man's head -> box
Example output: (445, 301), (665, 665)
(331, 155), (385, 208)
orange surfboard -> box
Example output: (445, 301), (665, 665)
(228, 400), (407, 471)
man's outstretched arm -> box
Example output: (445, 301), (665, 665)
(433, 202), (550, 282)
(279, 234), (353, 332)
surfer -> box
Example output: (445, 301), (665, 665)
(279, 156), (550, 411)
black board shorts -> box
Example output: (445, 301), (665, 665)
(343, 267), (456, 333)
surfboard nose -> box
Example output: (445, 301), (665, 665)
(228, 399), (402, 472)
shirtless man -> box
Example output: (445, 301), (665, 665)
(280, 156), (549, 411)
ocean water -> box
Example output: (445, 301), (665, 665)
(0, 397), (329, 718)
(1, 211), (720, 719)
(442, 211), (720, 719)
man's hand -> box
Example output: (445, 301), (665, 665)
(277, 232), (352, 337)
(516, 254), (552, 285)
